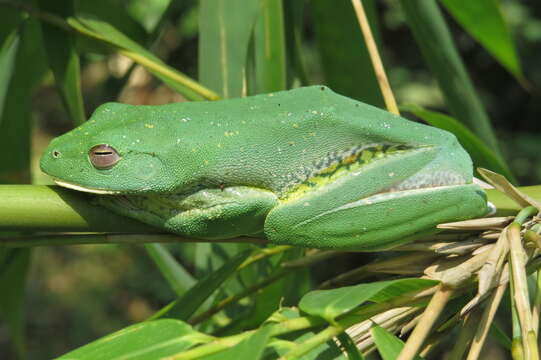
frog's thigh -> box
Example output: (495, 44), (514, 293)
(101, 187), (278, 240)
(264, 184), (487, 251)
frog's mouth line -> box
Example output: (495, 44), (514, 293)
(53, 179), (123, 195)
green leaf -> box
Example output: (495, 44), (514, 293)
(299, 279), (437, 323)
(440, 0), (523, 79)
(201, 325), (272, 360)
(0, 27), (20, 123)
(279, 332), (348, 360)
(150, 250), (251, 321)
(253, 0), (287, 94)
(75, 0), (148, 44)
(145, 243), (195, 296)
(399, 0), (500, 154)
(0, 17), (47, 358)
(311, 0), (384, 107)
(67, 15), (218, 101)
(198, 0), (261, 98)
(489, 322), (512, 350)
(401, 104), (515, 182)
(0, 248), (31, 359)
(283, 0), (308, 86)
(58, 319), (211, 360)
(38, 0), (86, 125)
(336, 332), (365, 360)
(371, 324), (424, 360)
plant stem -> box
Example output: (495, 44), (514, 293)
(397, 285), (454, 360)
(350, 0), (399, 115)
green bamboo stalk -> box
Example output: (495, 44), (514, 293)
(0, 185), (539, 244)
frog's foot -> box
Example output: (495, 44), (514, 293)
(97, 186), (278, 239)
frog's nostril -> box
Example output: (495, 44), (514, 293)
(52, 150), (61, 158)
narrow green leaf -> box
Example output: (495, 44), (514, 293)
(224, 248), (305, 333)
(38, 0), (86, 125)
(58, 319), (211, 360)
(0, 27), (20, 123)
(440, 0), (523, 79)
(371, 325), (424, 360)
(274, 329), (348, 360)
(198, 0), (261, 98)
(201, 325), (272, 360)
(299, 279), (437, 323)
(489, 322), (512, 350)
(283, 0), (308, 86)
(0, 18), (48, 358)
(399, 0), (501, 153)
(151, 250), (251, 321)
(401, 104), (515, 182)
(67, 16), (218, 101)
(336, 332), (365, 360)
(253, 0), (287, 93)
(75, 0), (148, 44)
(145, 243), (195, 296)
(311, 0), (384, 107)
(0, 248), (30, 359)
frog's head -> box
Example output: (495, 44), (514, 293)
(40, 103), (181, 194)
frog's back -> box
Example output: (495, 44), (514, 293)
(87, 86), (469, 195)
(158, 86), (468, 195)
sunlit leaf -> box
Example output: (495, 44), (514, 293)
(68, 16), (217, 101)
(58, 319), (210, 359)
(253, 0), (287, 94)
(299, 278), (437, 323)
(440, 0), (523, 79)
(198, 0), (261, 98)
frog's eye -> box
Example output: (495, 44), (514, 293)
(89, 144), (121, 170)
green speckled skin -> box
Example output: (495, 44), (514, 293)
(40, 86), (488, 250)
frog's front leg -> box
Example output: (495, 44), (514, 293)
(264, 147), (488, 251)
(97, 187), (278, 239)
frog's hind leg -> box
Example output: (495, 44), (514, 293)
(98, 186), (278, 240)
(264, 147), (487, 251)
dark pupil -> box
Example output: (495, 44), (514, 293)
(89, 144), (121, 169)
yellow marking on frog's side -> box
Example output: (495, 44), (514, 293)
(281, 144), (413, 202)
